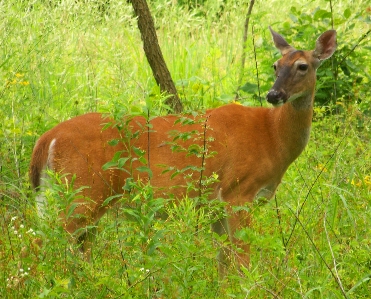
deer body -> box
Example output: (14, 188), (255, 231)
(30, 28), (336, 276)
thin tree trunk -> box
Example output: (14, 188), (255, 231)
(236, 0), (255, 99)
(130, 0), (183, 113)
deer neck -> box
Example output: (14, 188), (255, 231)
(272, 91), (315, 164)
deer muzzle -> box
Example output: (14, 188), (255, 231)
(266, 89), (288, 106)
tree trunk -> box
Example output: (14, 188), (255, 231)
(235, 0), (255, 100)
(130, 0), (183, 113)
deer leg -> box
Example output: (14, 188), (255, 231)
(62, 199), (99, 261)
(229, 208), (251, 273)
(211, 216), (231, 279)
(76, 225), (97, 261)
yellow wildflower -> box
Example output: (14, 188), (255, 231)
(364, 175), (371, 188)
(351, 179), (363, 187)
(315, 164), (327, 172)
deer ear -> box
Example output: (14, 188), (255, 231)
(269, 26), (295, 56)
(313, 30), (337, 61)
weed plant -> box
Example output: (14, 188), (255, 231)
(0, 0), (370, 298)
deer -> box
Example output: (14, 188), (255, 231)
(29, 27), (336, 278)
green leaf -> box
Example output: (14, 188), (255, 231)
(313, 9), (331, 21)
(133, 146), (145, 157)
(111, 151), (124, 163)
(38, 287), (51, 298)
(117, 157), (130, 168)
(343, 8), (351, 19)
(66, 202), (79, 218)
(138, 156), (148, 165)
(102, 161), (116, 170)
(102, 194), (122, 206)
(123, 177), (133, 192)
(108, 138), (119, 146)
(136, 166), (153, 179)
(187, 144), (202, 157)
(170, 169), (180, 179)
(219, 94), (235, 102)
(240, 82), (258, 94)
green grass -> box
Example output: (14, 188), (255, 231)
(1, 0), (371, 298)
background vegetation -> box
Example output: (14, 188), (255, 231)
(0, 0), (370, 298)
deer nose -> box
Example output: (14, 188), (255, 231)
(266, 89), (287, 105)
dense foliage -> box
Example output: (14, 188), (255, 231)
(0, 0), (370, 298)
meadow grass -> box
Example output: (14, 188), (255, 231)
(0, 0), (370, 298)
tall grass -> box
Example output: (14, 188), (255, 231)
(0, 0), (370, 297)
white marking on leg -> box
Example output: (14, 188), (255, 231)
(36, 138), (56, 219)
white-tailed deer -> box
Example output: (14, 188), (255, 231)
(30, 27), (336, 277)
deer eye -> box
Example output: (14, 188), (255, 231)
(298, 64), (308, 71)
(272, 64), (277, 71)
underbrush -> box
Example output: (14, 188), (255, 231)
(1, 0), (370, 298)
